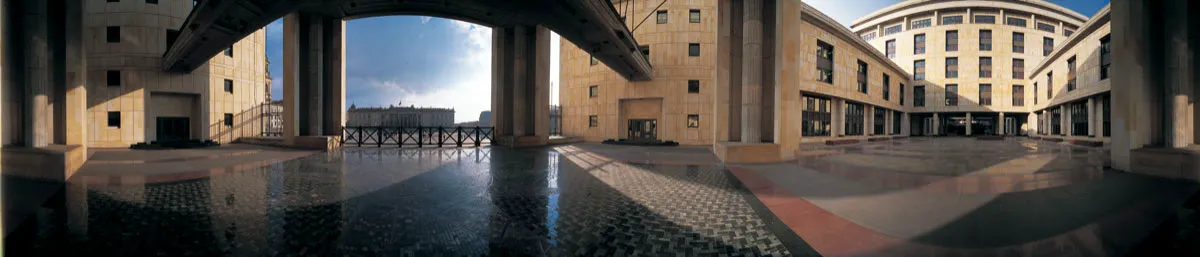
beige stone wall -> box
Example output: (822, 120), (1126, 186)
(85, 0), (268, 147)
(1029, 21), (1112, 141)
(560, 0), (717, 144)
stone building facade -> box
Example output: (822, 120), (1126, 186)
(83, 0), (269, 147)
(346, 104), (455, 127)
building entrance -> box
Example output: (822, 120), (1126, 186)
(156, 117), (190, 142)
(627, 119), (657, 141)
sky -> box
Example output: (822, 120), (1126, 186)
(264, 0), (1108, 123)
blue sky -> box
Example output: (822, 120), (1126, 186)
(264, 0), (1107, 123)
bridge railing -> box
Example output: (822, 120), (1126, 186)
(341, 126), (493, 148)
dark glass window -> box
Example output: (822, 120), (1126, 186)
(225, 47), (233, 57)
(914, 60), (925, 80)
(873, 106), (887, 135)
(817, 40), (834, 84)
(1047, 71), (1053, 98)
(979, 84), (992, 106)
(657, 10), (668, 24)
(910, 19), (931, 29)
(590, 56), (598, 66)
(107, 70), (121, 87)
(1043, 37), (1054, 56)
(1034, 83), (1039, 104)
(224, 113), (234, 126)
(883, 74), (891, 100)
(224, 79), (233, 93)
(1051, 107), (1062, 135)
(845, 103), (864, 136)
(589, 85), (598, 97)
(589, 115), (598, 127)
(914, 34), (926, 54)
(1065, 29), (1075, 37)
(1100, 34), (1111, 80)
(1067, 56), (1077, 91)
(1071, 101), (1088, 136)
(689, 10), (701, 23)
(1103, 94), (1111, 137)
(1013, 32), (1025, 53)
(892, 111), (902, 134)
(900, 84), (905, 106)
(861, 32), (876, 41)
(107, 112), (120, 127)
(979, 30), (992, 51)
(884, 25), (902, 35)
(1037, 23), (1056, 33)
(1006, 17), (1026, 27)
(688, 43), (700, 56)
(886, 40), (896, 58)
(914, 86), (926, 107)
(108, 0), (119, 3)
(146, 0), (158, 4)
(107, 26), (120, 43)
(942, 16), (963, 25)
(802, 95), (831, 136)
(1013, 85), (1025, 106)
(687, 80), (699, 93)
(687, 115), (700, 128)
(979, 57), (992, 78)
(946, 30), (958, 51)
(1013, 58), (1025, 79)
(167, 29), (180, 49)
(945, 84), (958, 106)
(857, 60), (869, 94)
(945, 57), (958, 78)
(975, 15), (995, 24)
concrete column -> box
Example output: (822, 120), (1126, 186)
(1111, 0), (1163, 170)
(1097, 97), (1106, 137)
(62, 0), (86, 151)
(887, 110), (893, 135)
(491, 24), (551, 147)
(832, 99), (843, 136)
(999, 112), (1005, 135)
(966, 112), (973, 136)
(1165, 0), (1194, 147)
(1087, 97), (1096, 137)
(740, 0), (763, 143)
(22, 0), (52, 147)
(1061, 105), (1069, 136)
(283, 13), (346, 148)
(933, 113), (940, 135)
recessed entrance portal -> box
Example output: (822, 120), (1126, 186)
(155, 117), (191, 142)
(627, 119), (658, 141)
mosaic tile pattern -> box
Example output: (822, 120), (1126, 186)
(6, 146), (796, 256)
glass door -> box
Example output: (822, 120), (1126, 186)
(627, 119), (657, 140)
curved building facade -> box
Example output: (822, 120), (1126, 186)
(85, 0), (269, 147)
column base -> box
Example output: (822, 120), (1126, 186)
(493, 136), (548, 148)
(285, 136), (342, 151)
(714, 142), (781, 163)
(1, 145), (87, 181)
(1129, 146), (1200, 181)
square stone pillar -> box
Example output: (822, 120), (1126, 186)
(282, 13), (346, 150)
(933, 113), (940, 135)
(998, 113), (1005, 135)
(832, 99), (843, 136)
(491, 24), (550, 147)
(1061, 105), (1069, 136)
(740, 0), (763, 143)
(966, 112), (973, 136)
(1087, 97), (1096, 137)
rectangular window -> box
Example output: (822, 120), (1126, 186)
(801, 95), (831, 136)
(1071, 102), (1088, 136)
(945, 57), (958, 78)
(146, 0), (158, 4)
(946, 30), (958, 51)
(167, 29), (180, 48)
(945, 84), (958, 106)
(1047, 71), (1054, 98)
(224, 113), (234, 126)
(107, 26), (120, 43)
(914, 86), (926, 107)
(979, 84), (992, 106)
(979, 30), (992, 51)
(893, 111), (902, 134)
(1065, 29), (1075, 37)
(1034, 83), (1039, 104)
(1013, 85), (1025, 106)
(108, 0), (119, 2)
(910, 19), (931, 29)
(1037, 22), (1056, 33)
(900, 84), (906, 105)
(942, 15), (963, 25)
(884, 24), (902, 35)
(687, 80), (700, 93)
(656, 10), (668, 24)
(1013, 58), (1025, 79)
(1100, 34), (1111, 80)
(1006, 17), (1027, 27)
(224, 47), (233, 57)
(1067, 56), (1077, 91)
(687, 114), (700, 128)
(1013, 32), (1025, 53)
(874, 106), (887, 135)
(107, 112), (121, 127)
(913, 34), (926, 54)
(857, 60), (869, 94)
(590, 56), (598, 66)
(1103, 94), (1111, 137)
(883, 74), (891, 100)
(817, 40), (834, 84)
(886, 40), (896, 59)
(845, 103), (865, 136)
(107, 70), (121, 87)
(861, 32), (876, 41)
(688, 43), (700, 56)
(914, 60), (925, 80)
(1043, 37), (1054, 56)
(588, 85), (598, 97)
(689, 10), (701, 23)
(589, 115), (598, 127)
(224, 79), (233, 93)
(979, 57), (992, 78)
(1051, 107), (1062, 135)
(975, 15), (995, 24)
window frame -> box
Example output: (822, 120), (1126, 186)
(885, 39), (896, 59)
(942, 15), (963, 25)
(1067, 56), (1077, 91)
(845, 102), (865, 136)
(1100, 34), (1111, 80)
(913, 33), (926, 54)
(1013, 32), (1025, 53)
(974, 15), (995, 24)
(979, 57), (992, 78)
(910, 18), (931, 30)
(816, 40), (834, 84)
(107, 112), (121, 127)
(687, 114), (700, 128)
(883, 24), (903, 36)
(1013, 58), (1025, 79)
(687, 80), (700, 93)
(689, 10), (701, 23)
(979, 83), (992, 106)
(914, 85), (926, 107)
(224, 113), (234, 127)
(107, 70), (121, 87)
(801, 94), (832, 137)
(688, 43), (700, 57)
(945, 57), (958, 78)
(1013, 85), (1025, 106)
(656, 10), (668, 24)
(945, 84), (959, 106)
(1043, 37), (1054, 56)
(945, 30), (958, 51)
(589, 115), (599, 127)
(224, 79), (234, 93)
(979, 30), (992, 51)
(1006, 17), (1027, 27)
(106, 26), (120, 43)
(883, 74), (891, 100)
(913, 60), (925, 80)
(857, 60), (869, 94)
(588, 85), (598, 98)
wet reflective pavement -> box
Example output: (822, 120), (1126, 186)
(5, 146), (807, 256)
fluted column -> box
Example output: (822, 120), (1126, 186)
(283, 12), (346, 147)
(740, 0), (763, 143)
(998, 113), (1005, 135)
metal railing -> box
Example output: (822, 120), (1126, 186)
(550, 105), (562, 137)
(341, 126), (493, 147)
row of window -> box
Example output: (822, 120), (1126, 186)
(586, 115), (701, 128)
(1038, 34), (1112, 99)
(819, 40), (903, 104)
(589, 43), (699, 66)
(587, 80), (700, 98)
(865, 13), (1074, 41)
(912, 57), (1026, 80)
(888, 31), (1053, 58)
(656, 10), (703, 24)
(1037, 95), (1110, 137)
(105, 112), (234, 128)
(801, 95), (903, 137)
(909, 84), (1025, 107)
(104, 70), (237, 94)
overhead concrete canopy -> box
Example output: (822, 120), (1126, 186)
(162, 0), (652, 81)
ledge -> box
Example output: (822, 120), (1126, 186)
(1, 145), (87, 181)
(715, 142), (781, 163)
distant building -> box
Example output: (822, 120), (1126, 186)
(347, 104), (455, 127)
(478, 111), (492, 126)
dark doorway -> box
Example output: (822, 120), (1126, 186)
(156, 117), (190, 142)
(627, 119), (657, 141)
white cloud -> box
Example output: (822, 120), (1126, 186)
(420, 16), (432, 24)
